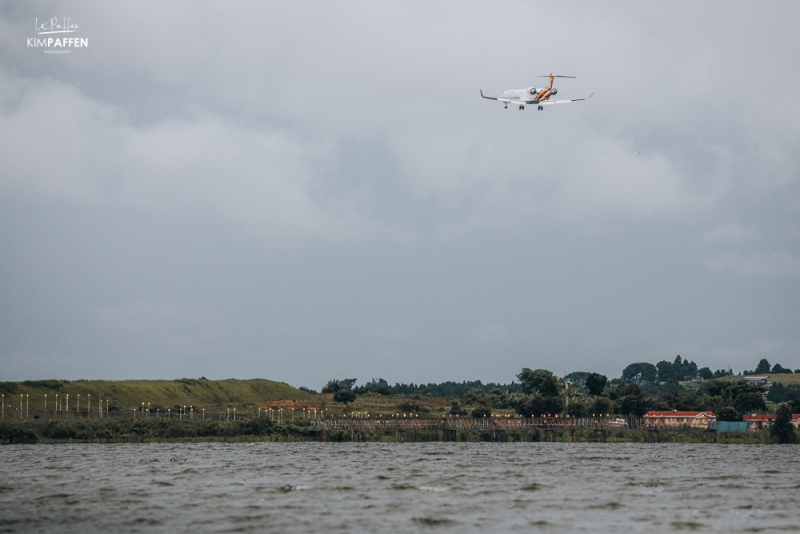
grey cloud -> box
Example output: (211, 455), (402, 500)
(1, 1), (799, 386)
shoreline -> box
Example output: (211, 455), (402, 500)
(0, 418), (777, 445)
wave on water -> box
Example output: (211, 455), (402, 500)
(3, 442), (800, 533)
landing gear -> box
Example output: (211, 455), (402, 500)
(519, 105), (524, 110)
(538, 105), (543, 111)
(504, 104), (507, 109)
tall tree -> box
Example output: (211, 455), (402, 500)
(657, 360), (677, 383)
(698, 367), (714, 380)
(756, 359), (771, 374)
(585, 373), (608, 396)
(516, 369), (560, 397)
(621, 362), (658, 384)
(770, 406), (796, 444)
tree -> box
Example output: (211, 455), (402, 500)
(698, 367), (714, 380)
(512, 394), (563, 417)
(516, 369), (560, 397)
(770, 406), (796, 444)
(617, 396), (647, 416)
(657, 355), (698, 383)
(755, 359), (771, 374)
(657, 360), (677, 383)
(712, 368), (733, 378)
(717, 406), (740, 422)
(771, 363), (792, 374)
(734, 392), (767, 415)
(621, 362), (658, 384)
(333, 389), (356, 406)
(609, 383), (643, 400)
(461, 388), (490, 407)
(321, 380), (343, 394)
(767, 383), (800, 404)
(322, 378), (357, 394)
(585, 373), (608, 396)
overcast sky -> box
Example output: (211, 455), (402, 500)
(1, 1), (798, 389)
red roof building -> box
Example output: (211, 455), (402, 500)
(744, 414), (800, 431)
(643, 411), (716, 428)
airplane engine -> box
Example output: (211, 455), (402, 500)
(529, 88), (538, 95)
(551, 88), (558, 95)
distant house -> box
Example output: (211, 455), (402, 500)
(743, 414), (774, 431)
(744, 413), (800, 431)
(643, 410), (716, 428)
(743, 376), (771, 388)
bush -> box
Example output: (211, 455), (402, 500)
(333, 390), (356, 405)
(471, 406), (491, 418)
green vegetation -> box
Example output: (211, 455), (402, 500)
(0, 378), (309, 415)
(585, 373), (608, 396)
(770, 406), (796, 444)
(0, 417), (310, 444)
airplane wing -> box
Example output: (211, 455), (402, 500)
(538, 93), (594, 106)
(481, 92), (535, 105)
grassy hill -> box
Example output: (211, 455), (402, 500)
(715, 373), (800, 385)
(765, 373), (800, 385)
(0, 378), (311, 415)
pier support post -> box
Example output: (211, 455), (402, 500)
(702, 429), (717, 443)
(591, 429), (607, 442)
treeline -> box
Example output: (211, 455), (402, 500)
(315, 378), (523, 397)
(0, 418), (310, 444)
(621, 356), (797, 384)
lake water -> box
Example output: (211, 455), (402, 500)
(1, 442), (798, 532)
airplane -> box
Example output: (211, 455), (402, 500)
(480, 74), (593, 110)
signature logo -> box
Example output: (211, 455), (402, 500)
(35, 17), (79, 35)
(28, 17), (87, 52)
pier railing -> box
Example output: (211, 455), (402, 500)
(309, 416), (644, 432)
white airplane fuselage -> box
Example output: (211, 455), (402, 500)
(501, 87), (556, 103)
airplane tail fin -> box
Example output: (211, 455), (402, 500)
(538, 74), (575, 89)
